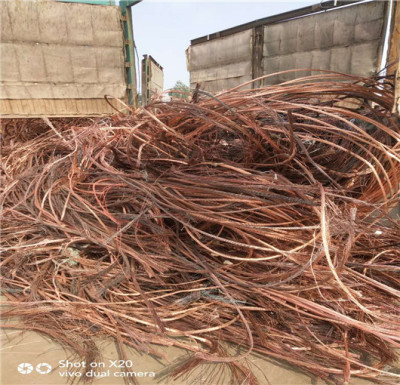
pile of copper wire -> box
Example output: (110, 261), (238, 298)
(1, 72), (400, 385)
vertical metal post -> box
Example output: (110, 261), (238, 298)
(141, 55), (151, 105)
(120, 1), (139, 107)
(252, 26), (264, 89)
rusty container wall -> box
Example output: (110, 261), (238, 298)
(188, 1), (388, 92)
(0, 0), (127, 117)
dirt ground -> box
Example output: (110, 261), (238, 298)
(1, 327), (377, 385)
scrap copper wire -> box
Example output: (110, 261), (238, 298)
(1, 72), (400, 385)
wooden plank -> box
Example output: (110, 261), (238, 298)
(394, 57), (400, 115)
(388, 0), (400, 75)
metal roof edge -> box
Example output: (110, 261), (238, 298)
(142, 55), (164, 71)
(190, 0), (369, 45)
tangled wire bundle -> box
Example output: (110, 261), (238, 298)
(1, 72), (400, 385)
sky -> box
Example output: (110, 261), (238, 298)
(131, 0), (316, 90)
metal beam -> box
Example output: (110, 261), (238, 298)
(55, 0), (116, 5)
(119, 0), (142, 8)
(119, 1), (142, 107)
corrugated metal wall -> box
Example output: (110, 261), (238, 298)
(188, 1), (387, 92)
